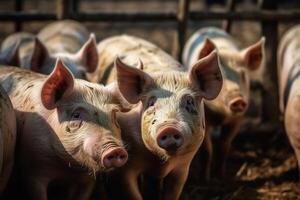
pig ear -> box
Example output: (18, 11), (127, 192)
(30, 37), (50, 72)
(77, 33), (99, 73)
(189, 50), (223, 100)
(41, 58), (74, 110)
(115, 56), (154, 104)
(197, 38), (216, 60)
(241, 37), (265, 71)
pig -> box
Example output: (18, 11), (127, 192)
(182, 27), (265, 180)
(278, 25), (300, 176)
(0, 85), (16, 194)
(0, 39), (19, 66)
(37, 20), (99, 78)
(1, 21), (98, 79)
(1, 32), (41, 69)
(0, 58), (128, 200)
(95, 34), (223, 200)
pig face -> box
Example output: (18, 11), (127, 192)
(115, 52), (222, 160)
(198, 38), (265, 117)
(41, 58), (127, 172)
(29, 34), (98, 79)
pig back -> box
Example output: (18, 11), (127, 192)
(0, 84), (16, 193)
(38, 20), (90, 54)
(94, 35), (182, 84)
(278, 25), (300, 112)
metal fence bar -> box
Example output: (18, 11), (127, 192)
(260, 0), (279, 123)
(176, 0), (190, 62)
(14, 0), (23, 31)
(56, 0), (72, 19)
(72, 0), (79, 14)
(1, 10), (300, 22)
(0, 12), (56, 21)
(189, 10), (300, 21)
(222, 0), (235, 32)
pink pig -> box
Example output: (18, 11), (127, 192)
(183, 27), (265, 179)
(0, 58), (128, 199)
(95, 35), (223, 200)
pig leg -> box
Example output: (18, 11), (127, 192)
(141, 175), (162, 200)
(285, 96), (300, 178)
(25, 176), (49, 200)
(161, 165), (189, 200)
(120, 170), (142, 200)
(216, 121), (241, 178)
(198, 126), (213, 181)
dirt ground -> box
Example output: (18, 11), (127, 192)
(0, 0), (300, 199)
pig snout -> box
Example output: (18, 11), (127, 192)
(102, 147), (128, 169)
(228, 97), (248, 113)
(157, 127), (184, 152)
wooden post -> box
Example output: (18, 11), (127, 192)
(15, 0), (23, 31)
(260, 0), (279, 123)
(56, 0), (72, 19)
(175, 0), (190, 62)
(222, 0), (235, 33)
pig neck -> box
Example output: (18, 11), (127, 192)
(117, 105), (163, 163)
(118, 106), (147, 153)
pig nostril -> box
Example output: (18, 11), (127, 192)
(174, 134), (180, 140)
(161, 135), (167, 140)
(107, 155), (114, 160)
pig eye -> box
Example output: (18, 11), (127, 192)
(67, 112), (83, 132)
(72, 112), (81, 120)
(146, 96), (157, 108)
(182, 95), (197, 114)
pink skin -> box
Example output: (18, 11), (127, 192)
(0, 58), (127, 200)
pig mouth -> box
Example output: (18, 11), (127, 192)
(156, 126), (184, 154)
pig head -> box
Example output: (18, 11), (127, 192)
(0, 58), (127, 199)
(116, 51), (222, 159)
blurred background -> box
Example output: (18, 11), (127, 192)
(1, 0), (300, 199)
